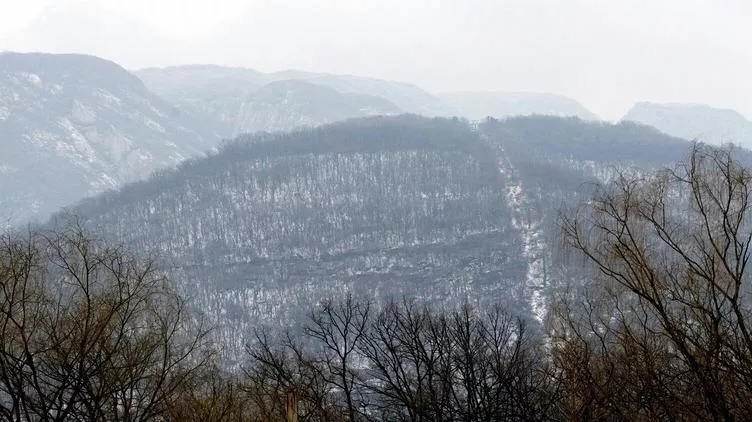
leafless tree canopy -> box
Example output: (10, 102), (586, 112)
(244, 295), (559, 422)
(0, 224), (215, 421)
(556, 144), (752, 421)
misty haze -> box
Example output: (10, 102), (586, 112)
(1, 1), (752, 421)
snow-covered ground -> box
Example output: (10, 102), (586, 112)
(476, 128), (549, 323)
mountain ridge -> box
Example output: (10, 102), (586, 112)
(622, 101), (752, 148)
(134, 64), (457, 136)
(49, 115), (697, 360)
(438, 91), (599, 121)
(0, 51), (219, 225)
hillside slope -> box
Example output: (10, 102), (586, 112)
(55, 116), (522, 357)
(0, 52), (218, 225)
(50, 115), (700, 360)
(216, 79), (401, 134)
(135, 65), (455, 136)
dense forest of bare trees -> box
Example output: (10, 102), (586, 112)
(0, 223), (214, 421)
(555, 144), (752, 420)
(5, 144), (752, 421)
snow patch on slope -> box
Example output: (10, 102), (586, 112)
(22, 72), (42, 88)
(478, 128), (550, 323)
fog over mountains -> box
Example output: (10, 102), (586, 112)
(4, 0), (751, 121)
(47, 113), (702, 360)
(0, 1), (188, 68)
(135, 65), (440, 137)
(622, 102), (752, 149)
(438, 91), (599, 121)
(0, 51), (627, 226)
(2, 2), (752, 417)
(4, 50), (752, 360)
(2, 50), (749, 226)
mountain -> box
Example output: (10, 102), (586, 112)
(0, 52), (218, 225)
(50, 115), (694, 360)
(622, 102), (752, 148)
(134, 65), (455, 136)
(273, 70), (455, 117)
(56, 116), (521, 357)
(134, 65), (266, 99)
(132, 70), (402, 136)
(437, 91), (599, 121)
(230, 79), (401, 133)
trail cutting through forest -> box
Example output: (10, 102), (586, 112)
(475, 125), (549, 322)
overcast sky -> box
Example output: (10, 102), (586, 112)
(0, 0), (750, 120)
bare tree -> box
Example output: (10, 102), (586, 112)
(164, 362), (248, 422)
(304, 293), (371, 421)
(244, 294), (372, 422)
(557, 144), (752, 421)
(0, 223), (212, 421)
(357, 298), (453, 422)
(245, 329), (346, 422)
(358, 299), (557, 421)
(448, 304), (557, 421)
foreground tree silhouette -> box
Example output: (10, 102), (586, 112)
(557, 144), (752, 421)
(246, 297), (558, 421)
(360, 300), (557, 421)
(0, 224), (213, 421)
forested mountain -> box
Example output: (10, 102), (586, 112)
(56, 116), (522, 358)
(622, 102), (752, 148)
(479, 116), (689, 226)
(51, 114), (695, 360)
(0, 52), (218, 225)
(135, 65), (455, 136)
(438, 91), (599, 121)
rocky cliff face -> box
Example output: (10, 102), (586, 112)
(218, 79), (402, 135)
(0, 52), (218, 225)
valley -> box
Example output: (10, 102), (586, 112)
(2, 2), (751, 417)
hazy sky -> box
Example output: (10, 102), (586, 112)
(0, 0), (750, 120)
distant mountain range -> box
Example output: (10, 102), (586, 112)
(134, 66), (412, 136)
(228, 79), (402, 134)
(4, 50), (752, 364)
(135, 65), (454, 137)
(5, 0), (752, 153)
(438, 91), (599, 121)
(622, 102), (752, 149)
(136, 65), (608, 135)
(6, 50), (752, 230)
(0, 52), (218, 225)
(0, 51), (624, 227)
